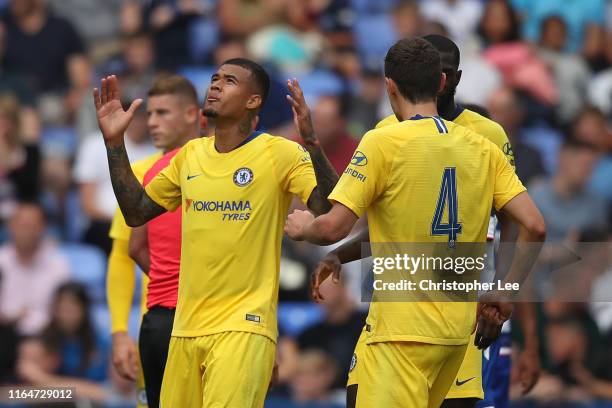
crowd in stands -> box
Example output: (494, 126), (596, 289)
(0, 0), (611, 407)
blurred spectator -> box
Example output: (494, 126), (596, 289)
(510, 0), (606, 61)
(488, 87), (546, 186)
(290, 350), (338, 404)
(106, 31), (157, 104)
(42, 282), (109, 383)
(537, 16), (590, 124)
(0, 94), (40, 224)
(530, 139), (608, 242)
(527, 313), (612, 403)
(347, 70), (386, 138)
(0, 202), (70, 335)
(123, 0), (216, 71)
(420, 0), (483, 46)
(0, 0), (91, 124)
(73, 103), (155, 255)
(391, 0), (422, 40)
(297, 279), (366, 388)
(16, 335), (108, 403)
(478, 0), (558, 106)
(219, 0), (291, 39)
(570, 107), (612, 203)
(48, 0), (124, 64)
(303, 95), (359, 174)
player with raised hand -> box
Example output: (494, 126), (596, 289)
(106, 75), (201, 408)
(94, 58), (338, 407)
(284, 37), (546, 408)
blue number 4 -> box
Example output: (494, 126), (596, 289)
(432, 168), (462, 248)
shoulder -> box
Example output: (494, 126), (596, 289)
(262, 134), (307, 155)
(375, 114), (399, 129)
(459, 110), (508, 144)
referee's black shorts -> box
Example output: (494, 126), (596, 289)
(139, 305), (175, 408)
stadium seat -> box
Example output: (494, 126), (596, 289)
(60, 243), (107, 302)
(277, 302), (324, 337)
(353, 15), (397, 71)
(285, 69), (345, 105)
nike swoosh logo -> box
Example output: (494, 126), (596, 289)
(455, 377), (476, 386)
(187, 174), (202, 181)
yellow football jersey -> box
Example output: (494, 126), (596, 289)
(145, 133), (317, 341)
(376, 108), (515, 166)
(329, 116), (525, 345)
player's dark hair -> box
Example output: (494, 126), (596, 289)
(423, 34), (460, 69)
(221, 58), (270, 106)
(384, 37), (442, 104)
(148, 75), (199, 105)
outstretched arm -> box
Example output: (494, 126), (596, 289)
(93, 75), (165, 226)
(286, 79), (338, 215)
(285, 202), (358, 245)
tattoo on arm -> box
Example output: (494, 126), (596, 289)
(306, 145), (339, 215)
(106, 144), (166, 226)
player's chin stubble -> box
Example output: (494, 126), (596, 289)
(203, 108), (218, 118)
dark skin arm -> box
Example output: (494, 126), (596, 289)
(128, 225), (150, 274)
(286, 79), (338, 216)
(93, 75), (166, 227)
(513, 302), (540, 395)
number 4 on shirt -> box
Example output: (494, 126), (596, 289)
(431, 167), (462, 248)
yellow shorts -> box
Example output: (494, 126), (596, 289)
(348, 329), (483, 401)
(348, 330), (468, 408)
(446, 333), (484, 399)
(160, 331), (276, 408)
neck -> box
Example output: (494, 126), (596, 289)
(16, 246), (38, 265)
(213, 115), (255, 153)
(438, 98), (457, 120)
(326, 301), (353, 325)
(394, 99), (439, 122)
(162, 128), (199, 154)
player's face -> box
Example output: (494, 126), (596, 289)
(202, 64), (261, 120)
(147, 94), (198, 149)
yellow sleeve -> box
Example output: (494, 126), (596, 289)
(145, 147), (184, 212)
(487, 122), (515, 168)
(328, 131), (388, 217)
(491, 143), (526, 211)
(270, 138), (317, 205)
(106, 239), (136, 333)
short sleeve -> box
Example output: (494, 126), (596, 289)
(328, 131), (387, 217)
(145, 148), (184, 212)
(270, 138), (317, 205)
(492, 144), (527, 211)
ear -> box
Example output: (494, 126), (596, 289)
(246, 95), (262, 110)
(385, 77), (398, 97)
(456, 69), (462, 85)
(438, 72), (447, 94)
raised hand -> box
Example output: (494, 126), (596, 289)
(286, 78), (318, 148)
(311, 253), (342, 302)
(93, 75), (143, 147)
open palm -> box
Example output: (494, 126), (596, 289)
(93, 75), (142, 145)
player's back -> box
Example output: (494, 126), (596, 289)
(367, 116), (513, 244)
(331, 115), (525, 344)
